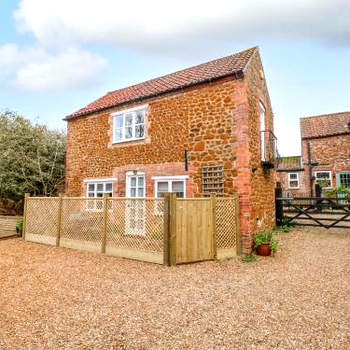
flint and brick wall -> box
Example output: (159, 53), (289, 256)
(66, 51), (276, 253)
(302, 133), (350, 193)
(276, 170), (307, 196)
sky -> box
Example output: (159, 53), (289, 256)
(0, 0), (349, 156)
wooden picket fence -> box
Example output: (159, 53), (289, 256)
(23, 193), (240, 265)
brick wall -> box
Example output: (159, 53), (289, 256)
(66, 52), (276, 253)
(276, 170), (307, 196)
(242, 50), (276, 251)
(302, 134), (350, 192)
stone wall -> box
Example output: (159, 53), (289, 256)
(242, 50), (276, 251)
(276, 170), (307, 196)
(301, 134), (350, 192)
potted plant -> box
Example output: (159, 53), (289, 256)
(253, 231), (278, 256)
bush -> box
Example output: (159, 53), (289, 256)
(241, 253), (256, 263)
(16, 218), (23, 236)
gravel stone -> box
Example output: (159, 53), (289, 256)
(0, 228), (349, 349)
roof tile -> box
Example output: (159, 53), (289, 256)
(66, 47), (257, 119)
(300, 111), (350, 138)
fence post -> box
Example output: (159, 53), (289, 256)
(101, 194), (109, 254)
(275, 185), (283, 226)
(163, 194), (170, 265)
(22, 193), (30, 240)
(234, 194), (241, 256)
(163, 193), (177, 266)
(210, 193), (217, 259)
(56, 194), (63, 247)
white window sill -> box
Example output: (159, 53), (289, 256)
(112, 137), (145, 145)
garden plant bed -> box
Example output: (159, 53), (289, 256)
(0, 228), (349, 349)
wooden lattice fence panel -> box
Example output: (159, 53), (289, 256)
(105, 198), (164, 264)
(215, 197), (238, 259)
(60, 198), (104, 253)
(25, 198), (59, 245)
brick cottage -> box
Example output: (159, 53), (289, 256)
(277, 111), (350, 196)
(64, 47), (277, 253)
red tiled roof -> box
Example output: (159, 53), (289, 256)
(300, 111), (350, 139)
(277, 156), (302, 171)
(65, 47), (258, 120)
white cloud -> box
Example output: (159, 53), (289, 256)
(0, 44), (106, 91)
(13, 0), (350, 52)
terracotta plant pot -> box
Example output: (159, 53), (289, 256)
(256, 242), (271, 256)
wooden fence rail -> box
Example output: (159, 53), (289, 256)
(0, 215), (22, 238)
(23, 194), (240, 265)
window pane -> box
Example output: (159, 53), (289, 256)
(114, 128), (122, 141)
(88, 184), (95, 191)
(125, 114), (133, 126)
(138, 188), (144, 197)
(114, 115), (123, 128)
(289, 173), (297, 180)
(135, 125), (144, 138)
(135, 110), (144, 124)
(131, 188), (136, 197)
(340, 173), (350, 186)
(131, 177), (136, 187)
(172, 181), (184, 192)
(138, 176), (144, 187)
(125, 126), (133, 139)
(88, 192), (95, 198)
(290, 181), (298, 188)
(105, 183), (112, 192)
(97, 183), (103, 191)
(157, 182), (168, 192)
(316, 172), (330, 179)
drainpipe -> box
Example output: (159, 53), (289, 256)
(307, 139), (313, 197)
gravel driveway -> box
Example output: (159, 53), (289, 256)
(0, 228), (349, 349)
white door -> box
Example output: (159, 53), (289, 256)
(126, 174), (146, 235)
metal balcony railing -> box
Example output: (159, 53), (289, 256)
(261, 130), (279, 168)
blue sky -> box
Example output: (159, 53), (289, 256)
(1, 0), (349, 156)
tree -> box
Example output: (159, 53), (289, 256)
(0, 111), (66, 214)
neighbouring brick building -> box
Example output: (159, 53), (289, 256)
(65, 47), (277, 253)
(277, 111), (350, 196)
(276, 156), (306, 196)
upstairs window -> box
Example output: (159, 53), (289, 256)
(288, 172), (299, 189)
(112, 105), (147, 143)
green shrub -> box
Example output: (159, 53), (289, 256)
(241, 253), (256, 263)
(16, 218), (23, 236)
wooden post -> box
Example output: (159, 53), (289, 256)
(210, 193), (217, 259)
(101, 194), (109, 254)
(234, 194), (241, 256)
(56, 194), (63, 247)
(22, 193), (30, 240)
(275, 185), (283, 226)
(168, 193), (177, 266)
(163, 194), (170, 265)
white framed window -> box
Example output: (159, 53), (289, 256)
(259, 101), (266, 162)
(152, 176), (188, 198)
(126, 172), (146, 198)
(85, 180), (114, 211)
(288, 172), (299, 189)
(152, 176), (188, 215)
(314, 171), (332, 189)
(112, 105), (147, 143)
